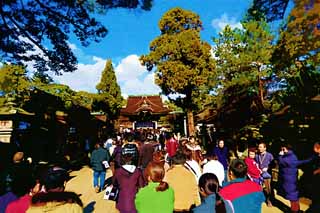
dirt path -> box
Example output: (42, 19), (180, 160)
(65, 166), (310, 213)
(65, 166), (119, 213)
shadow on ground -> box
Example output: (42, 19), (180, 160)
(84, 201), (96, 213)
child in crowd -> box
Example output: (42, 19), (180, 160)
(244, 148), (263, 185)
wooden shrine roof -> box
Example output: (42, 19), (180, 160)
(121, 96), (170, 115)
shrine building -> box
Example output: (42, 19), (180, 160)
(118, 95), (171, 130)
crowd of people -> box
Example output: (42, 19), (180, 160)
(0, 152), (83, 213)
(1, 130), (319, 213)
(94, 131), (320, 213)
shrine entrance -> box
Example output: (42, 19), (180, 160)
(118, 96), (170, 130)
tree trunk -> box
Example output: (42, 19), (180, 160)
(258, 76), (264, 106)
(187, 108), (195, 136)
(256, 64), (265, 110)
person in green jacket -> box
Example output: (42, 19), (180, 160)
(135, 162), (174, 213)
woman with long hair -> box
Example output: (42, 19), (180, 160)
(192, 173), (233, 213)
(135, 162), (174, 213)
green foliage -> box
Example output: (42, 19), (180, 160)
(213, 20), (274, 108)
(73, 91), (96, 110)
(141, 8), (215, 109)
(0, 0), (152, 75)
(164, 100), (183, 112)
(94, 59), (123, 119)
(158, 7), (202, 34)
(246, 0), (290, 22)
(140, 7), (215, 135)
(273, 0), (320, 76)
(0, 64), (31, 105)
(261, 70), (320, 154)
(210, 20), (275, 142)
(36, 83), (76, 109)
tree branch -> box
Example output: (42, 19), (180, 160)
(34, 0), (87, 31)
(6, 14), (49, 57)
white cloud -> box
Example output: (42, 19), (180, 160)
(68, 42), (77, 50)
(51, 53), (161, 96)
(211, 13), (242, 32)
(115, 55), (161, 95)
(52, 56), (105, 92)
(115, 55), (146, 82)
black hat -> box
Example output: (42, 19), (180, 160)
(122, 143), (138, 157)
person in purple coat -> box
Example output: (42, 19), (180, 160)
(255, 142), (274, 207)
(277, 143), (311, 213)
(213, 139), (228, 182)
(113, 144), (145, 213)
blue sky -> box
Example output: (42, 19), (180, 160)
(52, 0), (253, 98)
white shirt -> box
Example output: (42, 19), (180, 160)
(185, 160), (202, 183)
(203, 160), (225, 186)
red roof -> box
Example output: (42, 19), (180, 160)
(121, 96), (170, 115)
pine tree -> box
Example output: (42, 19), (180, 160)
(140, 8), (216, 136)
(95, 59), (123, 119)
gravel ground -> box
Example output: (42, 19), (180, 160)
(65, 166), (311, 213)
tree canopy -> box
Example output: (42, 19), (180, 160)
(209, 0), (320, 144)
(273, 0), (320, 75)
(246, 0), (290, 22)
(0, 64), (31, 105)
(213, 20), (274, 109)
(140, 8), (216, 135)
(0, 0), (152, 76)
(211, 19), (275, 141)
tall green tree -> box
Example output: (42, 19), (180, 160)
(95, 59), (123, 119)
(212, 20), (274, 141)
(214, 20), (274, 110)
(0, 0), (152, 76)
(140, 8), (216, 136)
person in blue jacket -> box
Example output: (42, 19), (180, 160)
(277, 143), (312, 213)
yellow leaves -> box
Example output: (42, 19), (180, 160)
(280, 0), (320, 65)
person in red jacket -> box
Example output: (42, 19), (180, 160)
(245, 147), (263, 185)
(165, 133), (179, 162)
